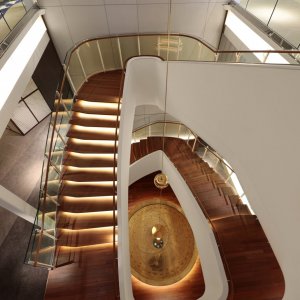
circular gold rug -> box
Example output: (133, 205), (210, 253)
(129, 202), (197, 286)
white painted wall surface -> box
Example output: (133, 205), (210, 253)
(38, 0), (227, 61)
(0, 10), (49, 139)
(118, 57), (228, 299)
(124, 57), (300, 299)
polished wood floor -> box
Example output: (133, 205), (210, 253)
(129, 173), (205, 300)
(131, 137), (285, 300)
(45, 71), (122, 300)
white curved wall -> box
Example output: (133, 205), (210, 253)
(123, 57), (300, 299)
(130, 151), (228, 300)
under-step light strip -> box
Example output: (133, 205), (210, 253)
(64, 180), (116, 186)
(65, 166), (116, 173)
(60, 226), (116, 233)
(59, 242), (117, 251)
(61, 210), (117, 217)
(77, 100), (120, 109)
(69, 138), (117, 146)
(68, 152), (116, 159)
(72, 125), (118, 134)
(74, 112), (117, 120)
(61, 195), (116, 201)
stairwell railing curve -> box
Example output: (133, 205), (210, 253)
(25, 33), (300, 298)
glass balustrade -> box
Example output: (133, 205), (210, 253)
(131, 121), (253, 215)
(0, 0), (31, 43)
(25, 32), (298, 268)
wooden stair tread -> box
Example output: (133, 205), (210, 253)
(57, 227), (115, 247)
(66, 138), (116, 154)
(62, 167), (115, 182)
(67, 125), (117, 140)
(59, 196), (115, 213)
(63, 153), (115, 168)
(57, 211), (116, 230)
(70, 112), (117, 127)
(60, 181), (115, 197)
(73, 100), (119, 115)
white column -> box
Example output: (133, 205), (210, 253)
(0, 185), (36, 224)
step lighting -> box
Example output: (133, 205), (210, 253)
(75, 112), (117, 121)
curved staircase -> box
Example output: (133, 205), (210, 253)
(130, 136), (285, 300)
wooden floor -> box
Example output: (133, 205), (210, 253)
(131, 137), (285, 300)
(129, 173), (205, 300)
(45, 71), (122, 300)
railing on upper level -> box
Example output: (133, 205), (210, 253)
(0, 0), (36, 57)
(24, 31), (300, 292)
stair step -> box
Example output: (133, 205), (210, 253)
(66, 138), (116, 154)
(54, 99), (73, 111)
(207, 205), (235, 220)
(62, 166), (116, 182)
(60, 181), (115, 197)
(57, 227), (116, 247)
(237, 204), (252, 215)
(70, 112), (118, 127)
(67, 125), (118, 140)
(57, 211), (117, 229)
(73, 100), (119, 115)
(63, 153), (116, 168)
(60, 196), (115, 213)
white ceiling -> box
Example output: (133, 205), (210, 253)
(38, 0), (228, 61)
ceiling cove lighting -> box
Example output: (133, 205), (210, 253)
(0, 16), (47, 111)
(225, 11), (289, 64)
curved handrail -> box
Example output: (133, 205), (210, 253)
(27, 31), (295, 282)
(62, 33), (300, 65)
(131, 130), (236, 298)
(132, 122), (254, 299)
(133, 121), (234, 173)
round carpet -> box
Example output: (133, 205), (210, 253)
(129, 202), (197, 286)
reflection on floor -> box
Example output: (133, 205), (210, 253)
(129, 172), (205, 300)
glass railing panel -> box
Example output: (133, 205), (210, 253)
(246, 0), (277, 25)
(165, 122), (180, 137)
(215, 160), (233, 184)
(178, 124), (190, 140)
(202, 149), (219, 169)
(0, 17), (11, 43)
(68, 53), (85, 91)
(133, 127), (148, 142)
(30, 231), (55, 267)
(199, 44), (216, 62)
(149, 122), (164, 136)
(3, 1), (26, 29)
(157, 35), (180, 61)
(78, 40), (103, 77)
(140, 35), (159, 56)
(98, 38), (121, 71)
(120, 36), (139, 64)
(178, 35), (201, 61)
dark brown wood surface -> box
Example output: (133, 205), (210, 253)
(131, 137), (285, 300)
(45, 71), (122, 300)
